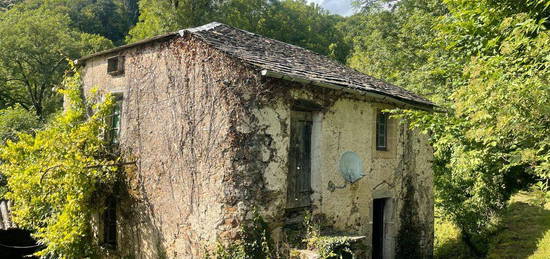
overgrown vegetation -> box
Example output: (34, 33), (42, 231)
(0, 105), (40, 197)
(206, 211), (275, 259)
(0, 1), (113, 118)
(304, 235), (356, 259)
(435, 190), (550, 259)
(128, 0), (350, 62)
(396, 176), (424, 258)
(296, 212), (360, 258)
(355, 0), (549, 255)
(0, 65), (120, 258)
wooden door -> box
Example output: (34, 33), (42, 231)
(287, 111), (313, 209)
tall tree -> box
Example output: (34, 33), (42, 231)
(127, 0), (221, 42)
(346, 0), (451, 102)
(128, 0), (350, 62)
(0, 5), (113, 118)
(14, 0), (139, 44)
(260, 0), (350, 61)
(348, 0), (549, 254)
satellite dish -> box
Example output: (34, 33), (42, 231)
(339, 151), (365, 183)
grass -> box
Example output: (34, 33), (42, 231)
(434, 214), (478, 259)
(434, 190), (550, 259)
(487, 191), (550, 259)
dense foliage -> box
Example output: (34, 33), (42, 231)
(3, 0), (138, 44)
(129, 0), (351, 62)
(350, 0), (549, 254)
(0, 105), (40, 197)
(207, 211), (275, 258)
(0, 67), (119, 258)
(0, 105), (40, 144)
(346, 0), (449, 101)
(0, 3), (113, 118)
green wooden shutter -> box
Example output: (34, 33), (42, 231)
(287, 111), (313, 209)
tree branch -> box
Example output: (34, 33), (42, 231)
(83, 161), (137, 169)
(39, 161), (137, 183)
(39, 165), (61, 183)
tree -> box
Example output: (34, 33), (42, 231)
(0, 5), (113, 118)
(127, 0), (221, 42)
(0, 65), (120, 258)
(70, 0), (128, 44)
(258, 0), (350, 62)
(10, 0), (139, 44)
(0, 105), (41, 197)
(347, 0), (549, 254)
(435, 2), (549, 251)
(0, 105), (41, 144)
(128, 0), (351, 62)
(60, 0), (139, 44)
(345, 0), (451, 102)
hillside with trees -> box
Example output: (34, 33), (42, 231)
(0, 0), (548, 258)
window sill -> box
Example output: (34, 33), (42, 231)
(101, 243), (117, 250)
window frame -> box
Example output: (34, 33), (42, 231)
(107, 93), (123, 147)
(107, 56), (125, 76)
(376, 111), (388, 151)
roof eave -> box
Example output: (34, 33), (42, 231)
(260, 70), (435, 111)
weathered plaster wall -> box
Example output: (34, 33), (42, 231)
(81, 35), (273, 258)
(252, 86), (434, 257)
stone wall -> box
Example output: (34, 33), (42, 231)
(81, 34), (275, 258)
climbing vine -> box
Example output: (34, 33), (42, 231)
(299, 213), (358, 259)
(206, 211), (275, 259)
(305, 235), (356, 259)
(396, 175), (423, 259)
(0, 63), (120, 258)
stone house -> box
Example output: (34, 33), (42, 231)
(77, 22), (435, 258)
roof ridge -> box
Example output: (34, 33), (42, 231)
(182, 21), (224, 34)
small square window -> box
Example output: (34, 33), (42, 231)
(107, 56), (124, 75)
(376, 112), (388, 151)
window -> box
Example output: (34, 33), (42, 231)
(108, 94), (123, 146)
(287, 111), (313, 209)
(102, 195), (117, 249)
(107, 56), (124, 75)
(376, 112), (388, 151)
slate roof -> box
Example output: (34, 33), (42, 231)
(188, 23), (433, 107)
(79, 22), (434, 108)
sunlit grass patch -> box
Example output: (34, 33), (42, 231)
(435, 190), (550, 259)
(434, 214), (477, 259)
(487, 191), (550, 259)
